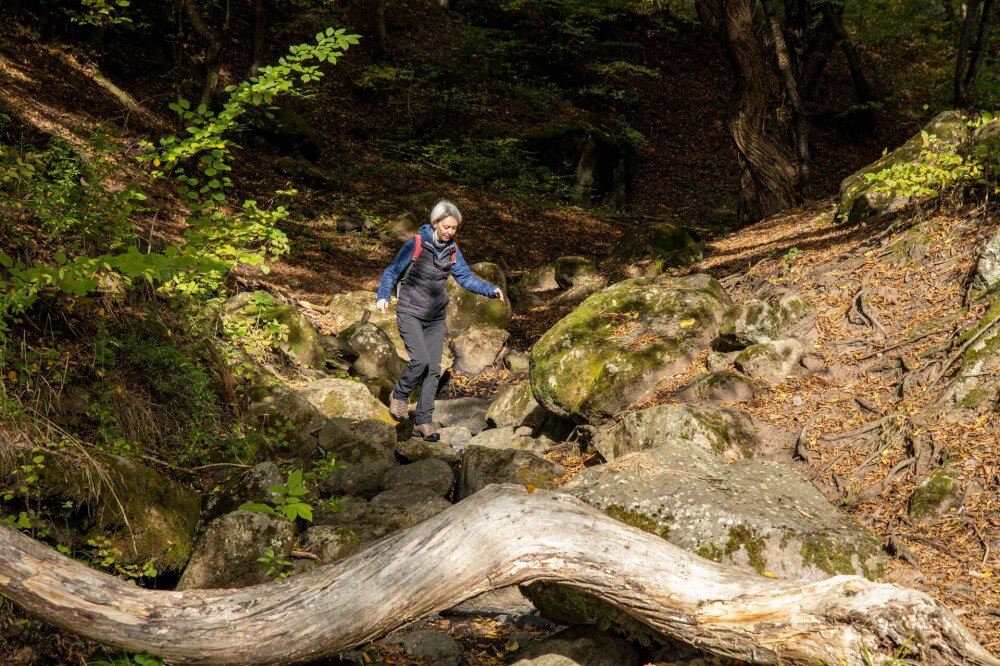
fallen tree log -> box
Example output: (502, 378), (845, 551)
(0, 484), (996, 666)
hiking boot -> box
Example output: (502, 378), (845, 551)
(415, 423), (440, 442)
(389, 396), (409, 422)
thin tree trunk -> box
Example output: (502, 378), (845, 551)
(961, 0), (996, 103)
(800, 28), (836, 102)
(371, 0), (389, 55)
(181, 0), (222, 107)
(954, 1), (980, 106)
(819, 2), (871, 104)
(249, 0), (265, 76)
(760, 0), (811, 198)
(2, 485), (997, 666)
(697, 0), (799, 224)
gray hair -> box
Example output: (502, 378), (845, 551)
(429, 199), (462, 226)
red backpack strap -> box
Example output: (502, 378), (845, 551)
(411, 234), (423, 261)
(451, 242), (458, 264)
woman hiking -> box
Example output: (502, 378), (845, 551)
(376, 199), (504, 441)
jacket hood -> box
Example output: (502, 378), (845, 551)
(419, 223), (454, 248)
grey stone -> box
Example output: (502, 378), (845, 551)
(371, 485), (452, 522)
(909, 465), (964, 526)
(317, 417), (396, 464)
(706, 350), (739, 372)
(564, 444), (885, 581)
(445, 262), (512, 335)
(385, 630), (462, 666)
(530, 274), (733, 424)
(317, 497), (418, 544)
(439, 426), (473, 454)
(434, 397), (491, 435)
(734, 338), (806, 386)
(451, 325), (510, 375)
(382, 458), (455, 497)
(468, 427), (552, 455)
(446, 586), (537, 616)
(509, 626), (642, 666)
(549, 276), (609, 307)
(299, 525), (361, 564)
(319, 459), (395, 499)
(554, 255), (599, 289)
(340, 322), (405, 383)
(974, 225), (1000, 290)
(718, 294), (816, 350)
(298, 378), (394, 424)
(517, 263), (559, 293)
(675, 371), (755, 405)
(247, 384), (326, 454)
(460, 445), (558, 498)
(505, 350), (531, 374)
(593, 403), (759, 464)
(397, 436), (462, 464)
(326, 290), (406, 358)
(178, 510), (294, 590)
(487, 383), (548, 430)
(608, 223), (701, 276)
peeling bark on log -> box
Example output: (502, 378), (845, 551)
(1, 485), (997, 666)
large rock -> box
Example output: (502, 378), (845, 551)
(299, 525), (361, 564)
(0, 448), (200, 575)
(316, 497), (420, 545)
(734, 338), (806, 386)
(459, 445), (559, 498)
(974, 225), (1000, 291)
(316, 417), (396, 464)
(838, 110), (969, 224)
(339, 321), (404, 382)
(909, 465), (964, 526)
(451, 325), (509, 374)
(326, 291), (406, 358)
(370, 485), (452, 522)
(223, 293), (325, 369)
(517, 263), (559, 293)
(247, 384), (327, 454)
(319, 459), (395, 499)
(177, 510), (294, 590)
(549, 276), (608, 307)
(530, 274), (733, 424)
(297, 377), (394, 424)
(434, 397), (491, 434)
(592, 403), (758, 463)
(382, 458), (455, 497)
(445, 262), (512, 334)
(936, 296), (1000, 412)
(396, 435), (462, 463)
(468, 426), (552, 454)
(717, 294), (816, 350)
(384, 630), (462, 666)
(608, 223), (701, 276)
(509, 626), (642, 666)
(486, 382), (549, 430)
(564, 444), (884, 581)
(554, 255), (599, 289)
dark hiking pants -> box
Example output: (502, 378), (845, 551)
(393, 313), (445, 425)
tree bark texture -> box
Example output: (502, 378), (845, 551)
(696, 0), (799, 225)
(954, 0), (996, 107)
(1, 485), (998, 666)
(370, 0), (389, 55)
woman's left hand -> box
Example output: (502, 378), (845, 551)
(494, 288), (504, 301)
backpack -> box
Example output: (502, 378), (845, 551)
(394, 234), (458, 298)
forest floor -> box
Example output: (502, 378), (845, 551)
(2, 5), (998, 665)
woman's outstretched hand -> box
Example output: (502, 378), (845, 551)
(494, 288), (504, 301)
(376, 298), (389, 313)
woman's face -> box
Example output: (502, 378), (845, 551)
(433, 215), (460, 243)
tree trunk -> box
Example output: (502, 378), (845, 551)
(696, 0), (800, 225)
(819, 2), (871, 104)
(955, 1), (980, 106)
(955, 0), (996, 106)
(181, 0), (222, 107)
(249, 0), (266, 76)
(760, 0), (811, 198)
(370, 0), (389, 56)
(1, 485), (997, 666)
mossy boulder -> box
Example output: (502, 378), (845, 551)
(177, 510), (294, 590)
(717, 294), (816, 349)
(608, 223), (701, 276)
(517, 263), (559, 293)
(675, 371), (755, 404)
(486, 382), (549, 430)
(593, 403), (758, 463)
(224, 294), (325, 369)
(459, 445), (559, 498)
(734, 338), (805, 386)
(0, 447), (200, 574)
(451, 325), (510, 375)
(382, 458), (455, 497)
(316, 496), (420, 546)
(467, 426), (553, 455)
(937, 298), (1000, 412)
(837, 110), (969, 224)
(327, 290), (406, 358)
(530, 273), (733, 424)
(973, 224), (1000, 291)
(297, 377), (394, 425)
(317, 417), (397, 464)
(434, 397), (491, 435)
(549, 275), (609, 307)
(247, 384), (327, 454)
(318, 459), (395, 499)
(299, 525), (361, 565)
(396, 434), (462, 464)
(554, 255), (599, 289)
(339, 321), (405, 382)
(370, 485), (452, 523)
(445, 262), (511, 335)
(909, 465), (964, 525)
(562, 444), (884, 582)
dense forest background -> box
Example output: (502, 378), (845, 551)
(2, 0), (1000, 663)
